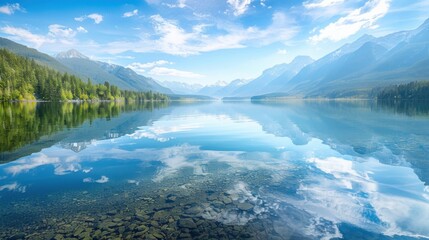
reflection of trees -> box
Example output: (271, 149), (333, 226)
(376, 99), (429, 117)
(0, 101), (169, 154)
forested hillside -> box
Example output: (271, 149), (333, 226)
(377, 81), (429, 100)
(0, 49), (168, 102)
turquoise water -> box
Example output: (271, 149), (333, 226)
(1, 101), (429, 239)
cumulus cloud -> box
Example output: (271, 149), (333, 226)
(227, 0), (252, 16)
(303, 0), (344, 9)
(310, 0), (391, 42)
(0, 3), (24, 15)
(149, 67), (205, 78)
(123, 9), (138, 18)
(75, 13), (103, 24)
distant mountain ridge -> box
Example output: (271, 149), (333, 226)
(231, 56), (314, 97)
(254, 17), (429, 99)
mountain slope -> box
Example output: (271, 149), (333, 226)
(259, 18), (429, 98)
(160, 81), (203, 94)
(56, 49), (172, 93)
(232, 56), (313, 97)
(0, 37), (71, 73)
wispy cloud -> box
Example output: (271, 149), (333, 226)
(104, 12), (297, 56)
(127, 60), (172, 74)
(123, 9), (138, 18)
(303, 0), (344, 9)
(227, 0), (252, 16)
(277, 49), (288, 55)
(0, 3), (24, 15)
(1, 23), (87, 48)
(310, 0), (391, 42)
(164, 0), (187, 9)
(75, 13), (103, 24)
(0, 26), (53, 48)
(149, 67), (205, 78)
(77, 26), (88, 33)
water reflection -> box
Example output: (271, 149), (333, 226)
(0, 101), (428, 239)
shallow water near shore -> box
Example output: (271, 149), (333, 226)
(1, 101), (429, 239)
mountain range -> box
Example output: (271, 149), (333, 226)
(0, 38), (172, 94)
(1, 17), (429, 99)
(253, 18), (429, 99)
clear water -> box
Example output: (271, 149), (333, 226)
(0, 101), (429, 240)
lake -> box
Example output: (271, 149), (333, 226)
(0, 101), (428, 240)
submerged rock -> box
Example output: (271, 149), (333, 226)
(178, 219), (197, 229)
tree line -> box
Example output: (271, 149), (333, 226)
(377, 81), (429, 100)
(0, 48), (169, 102)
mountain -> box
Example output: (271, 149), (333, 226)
(56, 49), (172, 94)
(257, 18), (429, 99)
(0, 37), (71, 73)
(160, 81), (203, 94)
(196, 81), (227, 96)
(232, 56), (314, 97)
(214, 79), (250, 97)
(0, 39), (172, 94)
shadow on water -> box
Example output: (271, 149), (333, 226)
(0, 101), (170, 163)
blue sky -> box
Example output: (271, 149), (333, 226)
(0, 0), (428, 85)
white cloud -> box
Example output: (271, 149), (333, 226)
(123, 9), (138, 18)
(77, 26), (88, 33)
(165, 0), (187, 8)
(277, 49), (288, 55)
(0, 26), (53, 48)
(74, 13), (103, 24)
(303, 0), (344, 9)
(0, 3), (23, 15)
(149, 67), (205, 78)
(227, 0), (252, 16)
(88, 13), (103, 24)
(104, 12), (297, 56)
(310, 0), (391, 42)
(127, 60), (172, 74)
(48, 24), (76, 38)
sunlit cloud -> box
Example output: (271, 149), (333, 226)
(310, 0), (391, 42)
(164, 0), (187, 9)
(126, 60), (172, 74)
(104, 12), (297, 56)
(227, 0), (252, 16)
(303, 0), (344, 9)
(149, 67), (205, 78)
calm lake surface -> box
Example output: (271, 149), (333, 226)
(0, 101), (428, 240)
